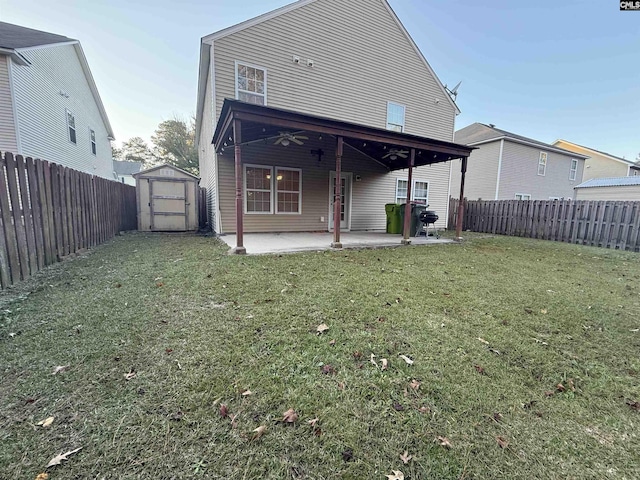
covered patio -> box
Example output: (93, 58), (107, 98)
(219, 231), (453, 255)
(213, 99), (474, 254)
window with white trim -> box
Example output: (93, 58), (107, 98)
(569, 159), (578, 181)
(66, 109), (76, 144)
(538, 152), (547, 176)
(515, 193), (531, 200)
(236, 62), (266, 105)
(395, 178), (429, 204)
(90, 128), (96, 155)
(549, 196), (560, 201)
(276, 167), (301, 214)
(386, 102), (406, 132)
(245, 165), (273, 214)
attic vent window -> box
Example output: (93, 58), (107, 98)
(236, 62), (267, 105)
(160, 168), (175, 176)
(66, 109), (76, 144)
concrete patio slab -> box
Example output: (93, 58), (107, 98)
(219, 231), (454, 255)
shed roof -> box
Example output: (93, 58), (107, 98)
(575, 176), (640, 189)
(133, 163), (200, 180)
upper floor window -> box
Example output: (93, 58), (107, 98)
(90, 129), (96, 155)
(538, 152), (547, 176)
(66, 109), (76, 144)
(515, 193), (531, 200)
(236, 62), (266, 105)
(387, 102), (405, 132)
(569, 159), (578, 181)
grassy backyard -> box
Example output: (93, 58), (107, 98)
(1, 233), (639, 479)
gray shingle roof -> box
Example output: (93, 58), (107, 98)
(113, 161), (143, 175)
(0, 21), (73, 50)
(575, 176), (640, 189)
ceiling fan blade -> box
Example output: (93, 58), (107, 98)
(382, 153), (392, 159)
(296, 135), (309, 140)
(274, 138), (283, 145)
(398, 153), (408, 159)
(291, 138), (304, 145)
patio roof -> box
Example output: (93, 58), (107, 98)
(212, 99), (474, 171)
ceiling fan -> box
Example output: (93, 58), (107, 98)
(383, 149), (409, 160)
(274, 132), (309, 146)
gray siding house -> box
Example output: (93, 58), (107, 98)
(451, 123), (588, 201)
(196, 0), (470, 242)
(0, 22), (115, 179)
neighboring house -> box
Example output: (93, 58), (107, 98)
(451, 123), (588, 201)
(574, 177), (640, 201)
(0, 22), (114, 179)
(113, 160), (142, 185)
(552, 140), (640, 182)
(195, 0), (472, 247)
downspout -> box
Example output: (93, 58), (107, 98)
(495, 139), (505, 200)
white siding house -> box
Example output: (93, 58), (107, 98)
(196, 0), (468, 239)
(0, 22), (115, 179)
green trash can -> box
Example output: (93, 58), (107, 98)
(385, 203), (402, 234)
(400, 203), (429, 236)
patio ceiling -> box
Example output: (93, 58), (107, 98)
(212, 99), (474, 171)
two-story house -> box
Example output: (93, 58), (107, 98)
(451, 123), (588, 201)
(552, 140), (640, 181)
(0, 22), (115, 179)
(195, 0), (472, 253)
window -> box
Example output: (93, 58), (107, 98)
(276, 167), (301, 214)
(245, 165), (273, 213)
(66, 109), (76, 144)
(515, 193), (531, 200)
(90, 129), (96, 155)
(236, 62), (266, 105)
(549, 196), (560, 201)
(395, 178), (428, 204)
(538, 152), (547, 176)
(569, 159), (578, 181)
(386, 102), (406, 132)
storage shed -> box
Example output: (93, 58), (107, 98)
(574, 177), (640, 201)
(134, 164), (200, 231)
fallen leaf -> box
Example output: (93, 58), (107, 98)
(329, 339), (336, 346)
(35, 473), (49, 480)
(567, 378), (576, 392)
(496, 436), (509, 449)
(241, 390), (253, 396)
(477, 337), (490, 345)
(37, 417), (54, 428)
(489, 348), (501, 355)
(393, 402), (405, 411)
(556, 383), (566, 392)
(399, 354), (414, 365)
(165, 348), (173, 354)
(307, 418), (319, 427)
(51, 365), (69, 375)
(321, 364), (336, 375)
(385, 470), (404, 480)
(540, 309), (548, 314)
(381, 358), (388, 371)
(46, 447), (82, 468)
(400, 450), (413, 464)
(492, 412), (503, 423)
(626, 399), (640, 412)
(418, 406), (431, 414)
(230, 413), (239, 429)
(545, 390), (555, 397)
(409, 379), (421, 391)
(435, 436), (452, 449)
(316, 323), (329, 335)
(523, 400), (537, 410)
(342, 448), (354, 462)
(337, 381), (345, 390)
(370, 353), (378, 367)
(283, 408), (298, 423)
(219, 404), (229, 418)
(251, 425), (266, 440)
(474, 365), (486, 375)
(156, 282), (164, 287)
(124, 369), (136, 381)
(631, 329), (639, 333)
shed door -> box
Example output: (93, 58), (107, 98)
(149, 180), (187, 231)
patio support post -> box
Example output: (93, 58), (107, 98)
(455, 156), (468, 240)
(401, 148), (416, 245)
(332, 136), (343, 249)
(232, 118), (246, 255)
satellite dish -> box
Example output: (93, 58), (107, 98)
(445, 81), (462, 101)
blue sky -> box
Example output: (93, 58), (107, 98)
(0, 0), (637, 160)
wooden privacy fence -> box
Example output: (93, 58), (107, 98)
(449, 197), (640, 251)
(0, 151), (137, 288)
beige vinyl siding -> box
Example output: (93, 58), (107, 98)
(575, 185), (640, 201)
(11, 44), (113, 179)
(554, 140), (630, 181)
(498, 141), (583, 200)
(198, 62), (218, 230)
(449, 141), (501, 200)
(0, 55), (18, 152)
(213, 0), (455, 141)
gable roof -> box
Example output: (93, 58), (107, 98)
(133, 163), (200, 180)
(0, 22), (115, 139)
(196, 0), (460, 143)
(455, 123), (588, 159)
(575, 176), (640, 189)
(553, 139), (638, 167)
(0, 21), (73, 50)
(113, 160), (143, 176)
